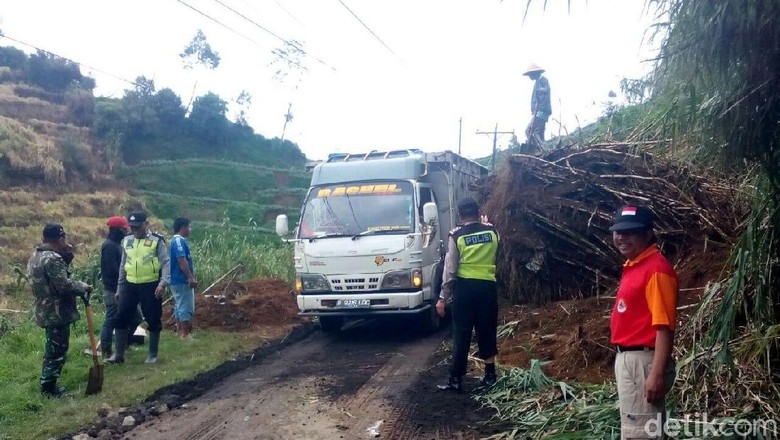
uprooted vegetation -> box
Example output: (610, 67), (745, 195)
(479, 143), (745, 305)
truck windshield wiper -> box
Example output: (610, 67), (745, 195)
(352, 229), (411, 240)
(309, 233), (351, 242)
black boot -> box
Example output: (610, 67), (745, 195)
(40, 381), (68, 398)
(481, 363), (497, 387)
(106, 329), (127, 364)
(145, 331), (160, 364)
(436, 376), (463, 393)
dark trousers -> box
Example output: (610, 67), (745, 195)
(41, 325), (70, 385)
(100, 289), (143, 351)
(116, 281), (162, 332)
(449, 278), (498, 378)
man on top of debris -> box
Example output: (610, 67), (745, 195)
(436, 197), (500, 393)
(170, 217), (197, 339)
(28, 224), (92, 397)
(609, 205), (678, 439)
(99, 215), (142, 358)
(107, 211), (170, 365)
(522, 63), (552, 155)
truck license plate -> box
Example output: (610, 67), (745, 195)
(336, 299), (371, 308)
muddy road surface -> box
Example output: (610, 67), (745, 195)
(123, 320), (495, 440)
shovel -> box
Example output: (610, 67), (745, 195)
(83, 296), (104, 395)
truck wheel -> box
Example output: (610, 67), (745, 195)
(419, 299), (441, 334)
(319, 316), (343, 333)
(419, 263), (444, 333)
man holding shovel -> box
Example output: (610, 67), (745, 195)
(28, 224), (92, 397)
(522, 63), (552, 155)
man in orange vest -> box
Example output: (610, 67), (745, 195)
(609, 205), (678, 439)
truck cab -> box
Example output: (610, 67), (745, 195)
(276, 149), (487, 332)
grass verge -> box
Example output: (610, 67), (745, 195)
(0, 302), (266, 440)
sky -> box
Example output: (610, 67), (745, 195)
(0, 0), (659, 161)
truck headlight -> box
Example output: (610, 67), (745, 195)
(381, 269), (422, 290)
(296, 274), (330, 292)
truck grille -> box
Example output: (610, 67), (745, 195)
(329, 276), (380, 291)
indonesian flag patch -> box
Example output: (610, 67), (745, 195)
(621, 207), (638, 216)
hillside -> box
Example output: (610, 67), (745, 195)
(0, 47), (310, 288)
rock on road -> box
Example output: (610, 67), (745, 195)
(122, 320), (492, 440)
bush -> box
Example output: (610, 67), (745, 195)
(65, 89), (95, 127)
(0, 46), (27, 70)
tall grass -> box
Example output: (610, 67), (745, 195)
(190, 223), (294, 288)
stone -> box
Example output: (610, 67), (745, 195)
(122, 415), (136, 427)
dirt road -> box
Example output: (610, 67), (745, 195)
(122, 320), (494, 440)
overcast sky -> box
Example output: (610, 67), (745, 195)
(1, 0), (658, 161)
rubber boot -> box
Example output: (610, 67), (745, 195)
(145, 331), (160, 364)
(40, 381), (69, 398)
(106, 329), (127, 364)
(436, 375), (463, 393)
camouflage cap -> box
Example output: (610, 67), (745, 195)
(42, 224), (66, 240)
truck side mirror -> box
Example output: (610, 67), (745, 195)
(423, 202), (438, 224)
(276, 214), (289, 237)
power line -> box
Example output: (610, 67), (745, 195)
(209, 0), (335, 71)
(174, 0), (311, 72)
(335, 0), (400, 60)
(174, 0), (274, 51)
(0, 34), (139, 87)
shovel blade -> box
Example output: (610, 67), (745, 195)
(85, 364), (104, 396)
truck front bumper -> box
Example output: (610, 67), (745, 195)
(297, 290), (429, 316)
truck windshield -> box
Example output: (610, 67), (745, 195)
(298, 181), (414, 239)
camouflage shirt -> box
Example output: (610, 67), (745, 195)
(27, 244), (87, 328)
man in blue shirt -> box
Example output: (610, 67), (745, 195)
(170, 218), (197, 339)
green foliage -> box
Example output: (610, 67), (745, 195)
(58, 136), (91, 179)
(0, 46), (27, 70)
(187, 92), (229, 143)
(476, 362), (619, 439)
(128, 161), (276, 200)
(64, 88), (95, 127)
(191, 223), (295, 287)
(26, 50), (94, 92)
(645, 0), (780, 370)
(0, 299), (264, 439)
(180, 29), (221, 70)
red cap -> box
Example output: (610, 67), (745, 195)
(107, 216), (129, 228)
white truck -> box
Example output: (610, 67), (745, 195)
(276, 149), (488, 332)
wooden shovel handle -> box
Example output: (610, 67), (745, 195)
(85, 305), (100, 367)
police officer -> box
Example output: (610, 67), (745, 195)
(28, 224), (92, 397)
(107, 212), (170, 364)
(436, 197), (500, 392)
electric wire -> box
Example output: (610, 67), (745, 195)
(209, 0), (335, 71)
(0, 34), (139, 87)
(335, 0), (400, 60)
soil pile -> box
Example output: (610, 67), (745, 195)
(478, 144), (744, 304)
(163, 278), (306, 333)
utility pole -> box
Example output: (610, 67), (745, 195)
(458, 117), (462, 155)
(476, 123), (514, 172)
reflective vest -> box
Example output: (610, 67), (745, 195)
(453, 222), (499, 282)
(123, 235), (161, 284)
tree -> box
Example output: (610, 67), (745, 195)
(187, 92), (229, 144)
(180, 30), (221, 69)
(151, 88), (186, 128)
(122, 76), (157, 138)
(180, 30), (221, 114)
(233, 90), (252, 126)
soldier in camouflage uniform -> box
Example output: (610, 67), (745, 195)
(27, 224), (92, 397)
